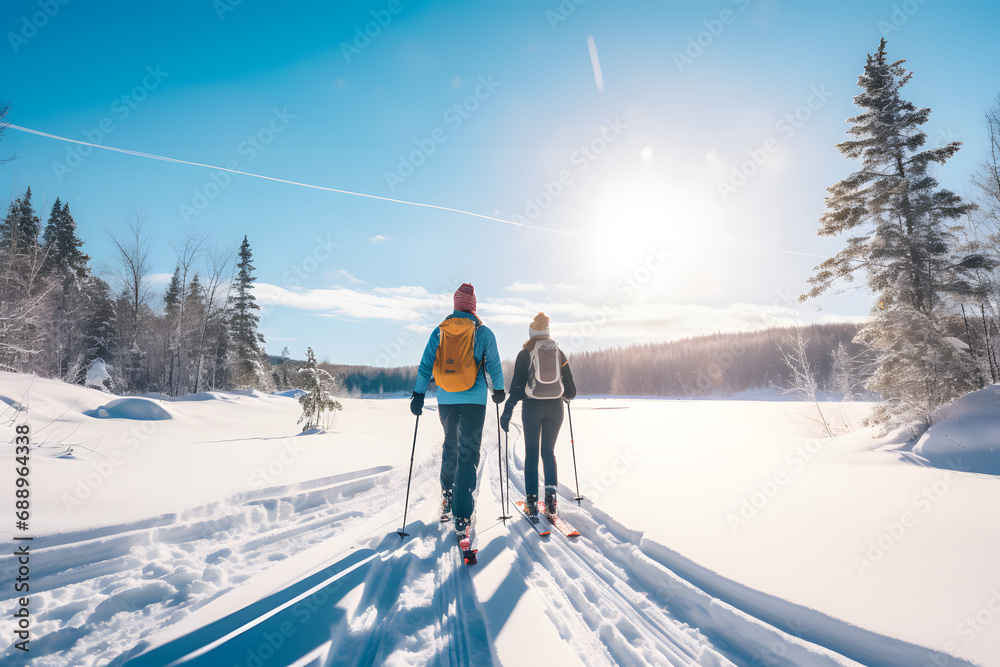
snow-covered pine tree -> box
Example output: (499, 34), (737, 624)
(162, 266), (182, 392)
(42, 200), (90, 282)
(163, 267), (181, 316)
(229, 235), (270, 389)
(40, 200), (94, 380)
(79, 276), (117, 387)
(801, 39), (982, 430)
(297, 347), (343, 431)
(175, 273), (207, 392)
(829, 340), (875, 400)
(0, 187), (41, 250)
(0, 188), (51, 372)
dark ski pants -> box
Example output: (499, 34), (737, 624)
(522, 398), (563, 496)
(439, 403), (486, 522)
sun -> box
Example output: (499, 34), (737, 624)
(593, 181), (688, 270)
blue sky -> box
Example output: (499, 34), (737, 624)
(2, 0), (999, 364)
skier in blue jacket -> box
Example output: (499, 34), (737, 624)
(410, 283), (504, 538)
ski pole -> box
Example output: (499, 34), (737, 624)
(397, 415), (420, 538)
(567, 401), (583, 505)
(496, 402), (511, 521)
(504, 428), (511, 519)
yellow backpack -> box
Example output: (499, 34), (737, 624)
(433, 317), (484, 392)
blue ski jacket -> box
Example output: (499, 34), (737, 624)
(414, 310), (504, 406)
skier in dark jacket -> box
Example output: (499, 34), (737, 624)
(500, 312), (576, 516)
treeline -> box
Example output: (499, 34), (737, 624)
(269, 356), (419, 397)
(0, 188), (272, 394)
(263, 323), (868, 399)
(568, 323), (870, 397)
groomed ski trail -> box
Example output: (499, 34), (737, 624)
(325, 421), (499, 666)
(5, 404), (979, 667)
(0, 421), (454, 666)
(493, 421), (973, 667)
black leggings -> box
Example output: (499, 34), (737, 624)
(521, 399), (563, 496)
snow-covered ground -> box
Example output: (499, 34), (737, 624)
(0, 373), (997, 666)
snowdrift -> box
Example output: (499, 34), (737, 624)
(142, 391), (237, 402)
(273, 389), (306, 399)
(0, 394), (25, 411)
(84, 398), (172, 420)
(915, 384), (1000, 475)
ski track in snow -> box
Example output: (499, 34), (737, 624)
(1, 419), (975, 667)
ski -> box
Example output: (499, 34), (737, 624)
(458, 527), (478, 565)
(513, 500), (551, 536)
(539, 501), (580, 537)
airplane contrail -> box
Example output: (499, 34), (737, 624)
(587, 34), (604, 93)
(7, 123), (560, 233)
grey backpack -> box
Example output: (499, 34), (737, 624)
(525, 339), (564, 399)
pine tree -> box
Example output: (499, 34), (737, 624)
(42, 200), (90, 283)
(0, 187), (51, 372)
(77, 276), (117, 389)
(161, 266), (182, 391)
(163, 267), (181, 317)
(801, 39), (981, 429)
(229, 235), (269, 388)
(297, 347), (343, 431)
(0, 187), (41, 250)
(81, 277), (116, 363)
(35, 199), (95, 378)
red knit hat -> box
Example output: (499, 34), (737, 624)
(454, 283), (477, 314)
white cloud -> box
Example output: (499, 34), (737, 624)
(504, 281), (546, 292)
(148, 273), (174, 285)
(253, 282), (867, 351)
(334, 269), (366, 285)
(254, 283), (450, 322)
(368, 234), (389, 244)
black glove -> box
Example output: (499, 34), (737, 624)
(492, 389), (505, 404)
(500, 408), (512, 432)
(410, 392), (424, 416)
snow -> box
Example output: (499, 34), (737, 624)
(273, 389), (306, 399)
(84, 397), (173, 420)
(913, 384), (1000, 475)
(85, 358), (111, 391)
(0, 373), (996, 666)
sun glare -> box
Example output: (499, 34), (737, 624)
(593, 180), (708, 272)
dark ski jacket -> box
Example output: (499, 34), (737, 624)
(505, 340), (576, 412)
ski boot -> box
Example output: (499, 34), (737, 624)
(440, 489), (453, 522)
(454, 515), (470, 539)
(544, 487), (557, 516)
(525, 493), (538, 517)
